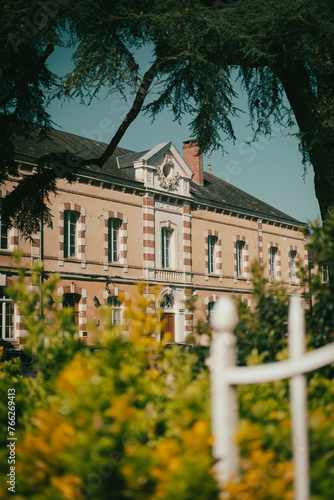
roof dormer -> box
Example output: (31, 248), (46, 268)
(117, 142), (193, 197)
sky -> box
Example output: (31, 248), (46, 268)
(46, 46), (321, 225)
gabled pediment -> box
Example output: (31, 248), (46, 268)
(117, 141), (193, 197)
(140, 142), (194, 179)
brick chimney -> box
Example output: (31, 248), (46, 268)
(182, 140), (204, 185)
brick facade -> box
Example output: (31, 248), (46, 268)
(1, 132), (307, 346)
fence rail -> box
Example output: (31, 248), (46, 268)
(209, 294), (334, 500)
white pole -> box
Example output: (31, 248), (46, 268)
(288, 295), (310, 500)
(210, 296), (239, 487)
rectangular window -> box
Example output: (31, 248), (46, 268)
(0, 202), (8, 250)
(208, 301), (215, 318)
(108, 297), (122, 326)
(208, 236), (217, 274)
(64, 211), (78, 258)
(290, 250), (297, 283)
(270, 247), (278, 280)
(236, 241), (245, 277)
(63, 293), (80, 326)
(162, 228), (172, 269)
(0, 297), (14, 339)
(108, 219), (121, 263)
(322, 265), (329, 284)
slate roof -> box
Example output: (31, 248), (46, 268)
(117, 150), (149, 169)
(14, 127), (136, 182)
(13, 127), (304, 226)
(191, 172), (303, 225)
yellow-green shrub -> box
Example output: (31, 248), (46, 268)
(1, 260), (334, 499)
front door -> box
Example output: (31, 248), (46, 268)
(162, 313), (175, 342)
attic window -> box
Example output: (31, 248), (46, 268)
(163, 164), (171, 178)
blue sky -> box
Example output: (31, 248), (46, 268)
(46, 46), (321, 224)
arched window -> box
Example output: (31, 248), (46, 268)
(160, 294), (175, 341)
(161, 294), (174, 309)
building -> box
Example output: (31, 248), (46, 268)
(0, 129), (307, 346)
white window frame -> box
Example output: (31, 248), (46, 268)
(322, 265), (329, 284)
(270, 247), (278, 280)
(108, 296), (122, 326)
(0, 296), (14, 339)
(161, 227), (174, 269)
(208, 236), (217, 274)
(64, 211), (78, 258)
(108, 219), (121, 263)
(208, 301), (215, 318)
(236, 241), (245, 277)
(0, 202), (8, 250)
(290, 250), (297, 283)
(161, 294), (174, 309)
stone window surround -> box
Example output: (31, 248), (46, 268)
(57, 283), (87, 337)
(268, 242), (281, 281)
(0, 190), (19, 253)
(233, 235), (250, 282)
(158, 220), (179, 270)
(104, 211), (128, 272)
(205, 294), (217, 317)
(288, 245), (299, 285)
(205, 230), (223, 281)
(103, 287), (128, 330)
(58, 203), (86, 268)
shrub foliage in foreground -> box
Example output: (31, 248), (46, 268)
(0, 254), (334, 499)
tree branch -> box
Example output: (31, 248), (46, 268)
(84, 60), (160, 168)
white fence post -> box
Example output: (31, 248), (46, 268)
(209, 293), (334, 499)
(210, 296), (239, 487)
(288, 295), (310, 500)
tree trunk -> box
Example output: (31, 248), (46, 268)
(273, 60), (334, 220)
(308, 140), (334, 220)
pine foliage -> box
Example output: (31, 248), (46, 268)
(2, 0), (334, 232)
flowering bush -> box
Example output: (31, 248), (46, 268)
(0, 273), (218, 500)
(0, 251), (334, 499)
(304, 212), (334, 351)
